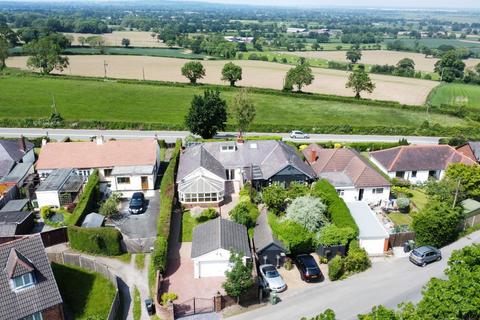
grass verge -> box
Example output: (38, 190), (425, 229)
(133, 286), (141, 320)
(135, 253), (146, 270)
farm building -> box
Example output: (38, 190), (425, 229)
(346, 201), (389, 256)
(35, 137), (160, 197)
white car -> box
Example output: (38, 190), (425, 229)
(290, 130), (309, 139)
(259, 264), (287, 292)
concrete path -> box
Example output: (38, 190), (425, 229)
(231, 231), (480, 320)
(0, 127), (440, 144)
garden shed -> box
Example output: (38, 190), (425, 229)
(461, 199), (480, 228)
(254, 210), (287, 267)
(81, 212), (105, 228)
(346, 201), (389, 256)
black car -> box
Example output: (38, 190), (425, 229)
(409, 245), (442, 267)
(129, 192), (145, 214)
(145, 298), (155, 315)
(295, 254), (322, 282)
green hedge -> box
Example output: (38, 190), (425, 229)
(312, 179), (359, 237)
(67, 170), (100, 226)
(151, 139), (182, 275)
(68, 226), (122, 255)
(268, 212), (315, 254)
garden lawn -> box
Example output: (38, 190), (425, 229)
(181, 211), (198, 242)
(410, 189), (428, 211)
(388, 212), (413, 226)
(51, 262), (116, 319)
(427, 83), (480, 109)
(0, 74), (468, 130)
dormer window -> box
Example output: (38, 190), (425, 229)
(12, 272), (35, 291)
(220, 142), (236, 152)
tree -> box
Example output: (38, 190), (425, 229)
(262, 184), (288, 213)
(222, 251), (254, 304)
(445, 163), (480, 200)
(285, 196), (328, 232)
(121, 38), (130, 48)
(301, 309), (336, 320)
(185, 89), (227, 139)
(434, 51), (466, 82)
(25, 36), (69, 75)
(86, 35), (106, 53)
(229, 202), (257, 228)
(411, 201), (462, 247)
(425, 178), (465, 206)
(346, 49), (362, 64)
(99, 193), (122, 216)
(231, 89), (255, 137)
(221, 62), (242, 86)
(0, 36), (8, 70)
(394, 58), (415, 77)
(346, 68), (375, 99)
(181, 61), (206, 84)
(285, 63), (314, 92)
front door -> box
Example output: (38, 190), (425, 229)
(358, 189), (364, 201)
(141, 176), (149, 190)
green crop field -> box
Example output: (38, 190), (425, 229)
(391, 38), (480, 53)
(0, 73), (469, 131)
(427, 83), (480, 109)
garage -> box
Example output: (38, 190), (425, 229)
(346, 201), (390, 256)
(191, 218), (251, 279)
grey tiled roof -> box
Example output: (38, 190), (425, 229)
(177, 145), (226, 182)
(0, 199), (30, 212)
(0, 211), (33, 237)
(467, 142), (480, 161)
(0, 139), (34, 179)
(191, 218), (251, 258)
(0, 235), (63, 320)
(254, 211), (286, 254)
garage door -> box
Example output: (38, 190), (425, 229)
(198, 260), (230, 278)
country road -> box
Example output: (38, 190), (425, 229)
(231, 231), (480, 320)
(0, 128), (440, 144)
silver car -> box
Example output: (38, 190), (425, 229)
(290, 130), (309, 139)
(409, 246), (442, 267)
(259, 264), (287, 292)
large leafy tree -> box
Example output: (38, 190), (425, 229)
(285, 62), (314, 92)
(221, 62), (242, 86)
(424, 178), (465, 207)
(411, 201), (462, 247)
(285, 196), (328, 232)
(231, 89), (255, 137)
(346, 68), (375, 99)
(346, 49), (362, 64)
(181, 61), (206, 84)
(445, 163), (480, 200)
(434, 51), (466, 82)
(222, 251), (254, 304)
(394, 58), (415, 77)
(261, 184), (288, 213)
(26, 36), (69, 75)
(0, 36), (8, 70)
(185, 89), (227, 139)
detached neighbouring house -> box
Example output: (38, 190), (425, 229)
(254, 210), (287, 267)
(191, 218), (251, 278)
(457, 141), (480, 163)
(0, 211), (35, 239)
(369, 145), (476, 184)
(177, 140), (315, 206)
(35, 137), (160, 197)
(0, 235), (64, 320)
(303, 144), (391, 204)
(0, 138), (35, 182)
(346, 201), (389, 256)
(35, 169), (84, 208)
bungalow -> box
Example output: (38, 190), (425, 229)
(191, 218), (251, 278)
(35, 137), (160, 197)
(457, 141), (480, 163)
(369, 145), (476, 184)
(177, 140), (315, 206)
(303, 144), (391, 204)
(0, 235), (64, 320)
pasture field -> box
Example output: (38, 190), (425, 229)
(281, 50), (480, 72)
(0, 73), (467, 130)
(394, 38), (480, 53)
(64, 31), (166, 48)
(65, 47), (209, 59)
(427, 83), (480, 108)
(6, 55), (439, 105)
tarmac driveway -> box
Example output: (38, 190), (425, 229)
(110, 191), (160, 238)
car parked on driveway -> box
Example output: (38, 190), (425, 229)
(129, 192), (145, 214)
(290, 130), (309, 139)
(259, 264), (287, 292)
(409, 245), (442, 267)
(295, 254), (322, 282)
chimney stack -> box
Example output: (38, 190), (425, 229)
(41, 138), (47, 147)
(96, 135), (104, 145)
(310, 149), (317, 163)
(18, 136), (26, 152)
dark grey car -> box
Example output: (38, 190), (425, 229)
(409, 245), (442, 267)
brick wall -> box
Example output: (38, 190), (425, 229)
(41, 303), (65, 320)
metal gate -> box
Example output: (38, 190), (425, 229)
(173, 297), (214, 318)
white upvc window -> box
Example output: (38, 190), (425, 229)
(373, 188), (384, 194)
(12, 272), (35, 291)
(22, 312), (43, 320)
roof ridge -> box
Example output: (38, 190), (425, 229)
(388, 147), (405, 172)
(260, 141), (280, 166)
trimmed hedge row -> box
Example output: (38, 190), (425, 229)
(68, 226), (123, 255)
(151, 139), (182, 274)
(67, 170), (100, 226)
(312, 179), (359, 237)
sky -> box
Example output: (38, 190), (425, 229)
(182, 0), (480, 9)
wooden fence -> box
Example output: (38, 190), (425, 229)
(388, 231), (415, 248)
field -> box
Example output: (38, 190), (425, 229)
(0, 73), (467, 130)
(6, 55), (439, 105)
(52, 262), (116, 319)
(427, 83), (480, 108)
(64, 31), (166, 48)
(282, 50), (480, 72)
(395, 38), (480, 54)
(65, 47), (209, 59)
